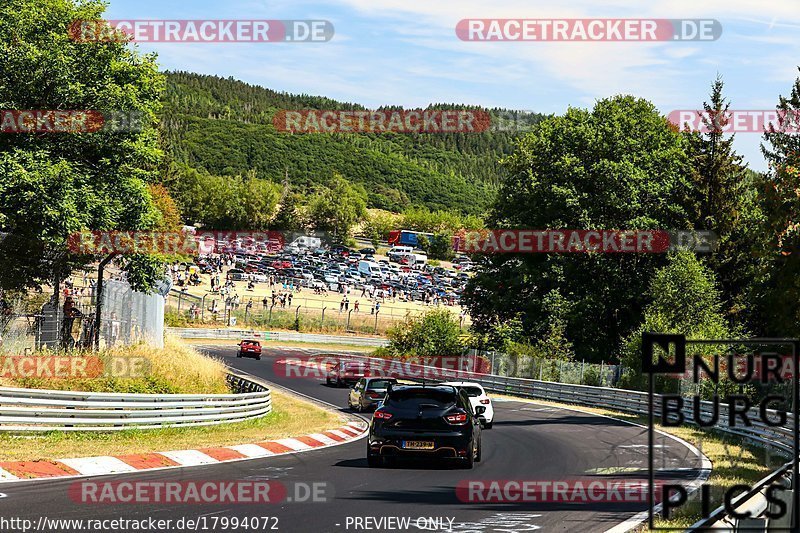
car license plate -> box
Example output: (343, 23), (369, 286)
(402, 440), (434, 450)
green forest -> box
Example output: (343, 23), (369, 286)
(160, 71), (545, 218)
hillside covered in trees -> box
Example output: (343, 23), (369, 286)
(160, 72), (545, 217)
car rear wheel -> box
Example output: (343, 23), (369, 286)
(256, 356), (261, 360)
(475, 438), (482, 462)
(461, 443), (475, 469)
(367, 443), (382, 467)
(484, 421), (493, 429)
(236, 352), (242, 358)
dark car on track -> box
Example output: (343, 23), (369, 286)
(348, 377), (397, 412)
(367, 384), (483, 468)
(236, 340), (262, 360)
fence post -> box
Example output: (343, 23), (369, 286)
(201, 294), (207, 321)
(374, 311), (379, 334)
(580, 360), (585, 384)
(600, 361), (605, 386)
(295, 305), (301, 331)
(321, 306), (326, 329)
(346, 310), (352, 332)
(559, 360), (564, 382)
(490, 351), (496, 375)
(538, 362), (543, 381)
(268, 304), (275, 325)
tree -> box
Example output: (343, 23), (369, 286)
(148, 184), (182, 231)
(386, 308), (463, 358)
(683, 77), (762, 323)
(0, 0), (165, 292)
(619, 251), (732, 390)
(751, 69), (800, 336)
(463, 96), (696, 362)
(307, 174), (367, 243)
(418, 232), (455, 261)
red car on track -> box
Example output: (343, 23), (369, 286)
(236, 340), (262, 360)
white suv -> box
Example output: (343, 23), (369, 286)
(441, 381), (494, 429)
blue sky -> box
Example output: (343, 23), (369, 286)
(106, 0), (800, 171)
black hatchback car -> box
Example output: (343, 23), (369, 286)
(367, 384), (483, 468)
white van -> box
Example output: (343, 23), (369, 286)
(387, 246), (414, 263)
(291, 236), (322, 249)
(358, 260), (382, 278)
(410, 253), (428, 266)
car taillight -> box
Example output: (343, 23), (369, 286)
(373, 410), (392, 420)
(480, 399), (490, 404)
(445, 412), (468, 424)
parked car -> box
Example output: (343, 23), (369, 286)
(367, 384), (483, 468)
(227, 268), (246, 281)
(236, 340), (262, 360)
(348, 377), (398, 412)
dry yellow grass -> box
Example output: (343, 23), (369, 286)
(0, 391), (343, 461)
(1, 335), (229, 394)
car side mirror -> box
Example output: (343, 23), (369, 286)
(475, 406), (486, 415)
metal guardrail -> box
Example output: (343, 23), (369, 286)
(168, 327), (389, 347)
(0, 370), (271, 431)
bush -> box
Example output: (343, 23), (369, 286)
(386, 308), (463, 357)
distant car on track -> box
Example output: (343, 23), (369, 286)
(348, 377), (397, 412)
(440, 381), (494, 428)
(236, 340), (262, 360)
(326, 360), (365, 387)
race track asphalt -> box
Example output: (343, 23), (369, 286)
(0, 345), (706, 533)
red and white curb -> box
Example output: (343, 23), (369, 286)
(0, 420), (367, 483)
